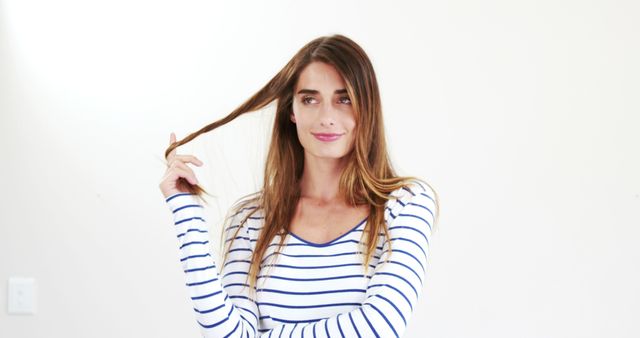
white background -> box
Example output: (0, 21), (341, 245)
(1, 0), (638, 337)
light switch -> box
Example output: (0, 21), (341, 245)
(8, 277), (37, 315)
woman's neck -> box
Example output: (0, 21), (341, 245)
(299, 154), (348, 203)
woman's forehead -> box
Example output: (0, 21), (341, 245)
(295, 62), (346, 92)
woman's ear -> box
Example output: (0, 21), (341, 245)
(290, 113), (296, 123)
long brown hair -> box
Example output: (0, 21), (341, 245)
(163, 34), (438, 294)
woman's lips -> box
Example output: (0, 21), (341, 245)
(312, 133), (343, 142)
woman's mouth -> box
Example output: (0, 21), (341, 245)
(312, 133), (344, 142)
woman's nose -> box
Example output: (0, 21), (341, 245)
(321, 120), (335, 126)
(319, 103), (337, 127)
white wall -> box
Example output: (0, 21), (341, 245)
(1, 0), (638, 337)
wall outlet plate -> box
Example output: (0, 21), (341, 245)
(8, 277), (37, 315)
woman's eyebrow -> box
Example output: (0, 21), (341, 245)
(296, 89), (348, 95)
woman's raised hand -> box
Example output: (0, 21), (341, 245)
(159, 132), (203, 199)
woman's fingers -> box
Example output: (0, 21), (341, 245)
(167, 132), (178, 160)
(169, 160), (199, 185)
(159, 132), (203, 197)
(166, 133), (202, 165)
(171, 166), (198, 185)
(162, 163), (197, 186)
(167, 155), (203, 168)
(178, 154), (203, 166)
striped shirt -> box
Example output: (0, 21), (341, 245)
(165, 180), (437, 337)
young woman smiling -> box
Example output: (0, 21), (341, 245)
(159, 34), (439, 337)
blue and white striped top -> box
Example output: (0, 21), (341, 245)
(165, 180), (437, 337)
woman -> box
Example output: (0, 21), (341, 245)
(159, 34), (439, 337)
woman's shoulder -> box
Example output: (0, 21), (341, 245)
(227, 192), (263, 221)
(221, 193), (265, 248)
(387, 178), (437, 203)
(385, 178), (439, 227)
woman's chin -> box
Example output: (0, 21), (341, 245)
(305, 150), (351, 161)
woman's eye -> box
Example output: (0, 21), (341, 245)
(302, 96), (316, 104)
(339, 96), (352, 104)
(301, 96), (350, 105)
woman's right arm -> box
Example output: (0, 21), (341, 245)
(165, 193), (259, 337)
(160, 133), (259, 337)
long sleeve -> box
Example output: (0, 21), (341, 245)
(258, 181), (437, 338)
(166, 193), (259, 337)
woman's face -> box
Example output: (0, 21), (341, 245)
(291, 61), (356, 162)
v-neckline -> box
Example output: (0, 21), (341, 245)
(287, 215), (369, 247)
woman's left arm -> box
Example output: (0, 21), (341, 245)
(259, 181), (437, 338)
